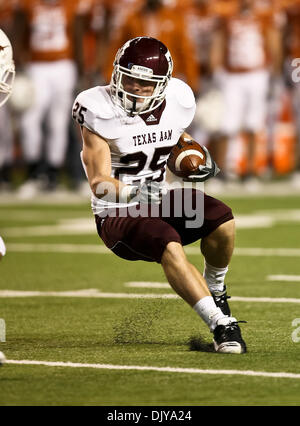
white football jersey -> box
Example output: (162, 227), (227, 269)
(72, 78), (196, 214)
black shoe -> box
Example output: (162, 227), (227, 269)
(212, 285), (231, 316)
(213, 319), (247, 354)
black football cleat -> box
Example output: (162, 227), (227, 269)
(211, 285), (231, 316)
(213, 318), (247, 354)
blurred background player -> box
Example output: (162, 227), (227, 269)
(209, 0), (282, 185)
(0, 1), (17, 191)
(14, 0), (92, 198)
(282, 0), (300, 187)
(184, 0), (220, 93)
(0, 27), (15, 260)
(64, 0), (107, 195)
(182, 0), (222, 144)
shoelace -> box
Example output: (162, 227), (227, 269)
(213, 288), (231, 300)
(225, 320), (247, 331)
(215, 293), (231, 302)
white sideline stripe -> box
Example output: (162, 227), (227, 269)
(5, 359), (300, 380)
(267, 275), (300, 282)
(0, 289), (300, 304)
(6, 243), (300, 257)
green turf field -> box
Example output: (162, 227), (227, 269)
(1, 195), (300, 406)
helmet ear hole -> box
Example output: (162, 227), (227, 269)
(110, 37), (173, 115)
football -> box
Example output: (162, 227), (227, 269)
(167, 137), (206, 178)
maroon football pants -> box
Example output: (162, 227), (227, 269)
(95, 189), (233, 263)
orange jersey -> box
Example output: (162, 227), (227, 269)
(221, 10), (273, 72)
(212, 0), (239, 17)
(213, 0), (283, 17)
(104, 4), (200, 92)
(280, 0), (300, 8)
(18, 0), (90, 62)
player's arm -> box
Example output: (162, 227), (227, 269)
(81, 126), (137, 202)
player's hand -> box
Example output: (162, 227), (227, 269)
(135, 182), (166, 204)
(183, 146), (220, 182)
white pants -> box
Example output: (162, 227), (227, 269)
(20, 60), (77, 167)
(219, 69), (270, 136)
(0, 104), (14, 168)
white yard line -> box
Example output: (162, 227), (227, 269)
(267, 275), (300, 282)
(6, 243), (110, 254)
(0, 289), (179, 299)
(4, 359), (300, 380)
(231, 296), (300, 303)
(0, 289), (299, 304)
(233, 248), (300, 257)
(6, 243), (300, 257)
(3, 221), (95, 237)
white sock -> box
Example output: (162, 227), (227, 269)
(193, 296), (229, 332)
(203, 261), (228, 293)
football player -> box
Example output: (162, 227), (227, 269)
(0, 28), (15, 261)
(72, 37), (247, 354)
(0, 25), (15, 188)
(0, 30), (15, 260)
(210, 0), (282, 181)
(283, 0), (300, 186)
(14, 0), (92, 198)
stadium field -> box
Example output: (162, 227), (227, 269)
(1, 194), (300, 407)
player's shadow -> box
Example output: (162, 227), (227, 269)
(188, 335), (215, 353)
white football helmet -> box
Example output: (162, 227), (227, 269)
(0, 29), (15, 108)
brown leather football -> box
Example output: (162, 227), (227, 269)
(167, 137), (206, 178)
